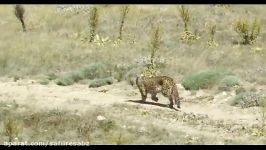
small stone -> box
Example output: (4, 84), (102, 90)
(97, 115), (106, 121)
(222, 91), (227, 95)
(196, 90), (208, 98)
(138, 127), (147, 133)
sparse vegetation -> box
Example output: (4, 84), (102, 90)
(179, 5), (200, 44)
(56, 73), (76, 86)
(142, 24), (162, 78)
(182, 70), (233, 90)
(206, 23), (218, 47)
(179, 5), (190, 32)
(4, 114), (23, 142)
(38, 78), (50, 85)
(235, 86), (246, 95)
(80, 63), (110, 80)
(233, 18), (261, 45)
(112, 64), (130, 82)
(1, 5), (266, 145)
(89, 7), (99, 42)
(89, 77), (114, 88)
(118, 6), (129, 40)
(56, 63), (110, 86)
(258, 98), (266, 136)
(112, 66), (125, 83)
(14, 5), (26, 32)
(48, 73), (58, 80)
(218, 75), (240, 91)
(231, 92), (264, 108)
(1, 102), (265, 145)
(0, 5), (265, 85)
(124, 66), (144, 86)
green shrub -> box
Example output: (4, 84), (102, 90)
(235, 86), (246, 95)
(182, 70), (232, 90)
(218, 76), (240, 91)
(56, 71), (83, 86)
(56, 74), (75, 86)
(38, 73), (58, 85)
(45, 72), (58, 80)
(124, 66), (144, 86)
(69, 71), (84, 82)
(81, 63), (110, 80)
(231, 92), (263, 108)
(112, 64), (129, 82)
(89, 77), (114, 88)
(56, 63), (110, 86)
(39, 78), (49, 85)
(57, 71), (83, 86)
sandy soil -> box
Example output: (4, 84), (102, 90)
(0, 78), (261, 127)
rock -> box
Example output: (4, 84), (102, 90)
(96, 115), (106, 121)
(138, 126), (147, 133)
(222, 91), (227, 96)
(213, 92), (230, 104)
(177, 84), (185, 91)
(196, 90), (209, 98)
(182, 90), (191, 97)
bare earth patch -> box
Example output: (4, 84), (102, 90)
(0, 78), (265, 144)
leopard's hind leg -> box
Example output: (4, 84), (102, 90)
(138, 85), (147, 102)
(136, 77), (147, 102)
(151, 93), (159, 102)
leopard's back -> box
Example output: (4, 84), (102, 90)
(136, 75), (181, 108)
(136, 76), (176, 96)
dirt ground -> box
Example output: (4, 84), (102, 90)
(0, 77), (265, 144)
(0, 78), (262, 125)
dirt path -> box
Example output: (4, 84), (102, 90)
(0, 78), (261, 126)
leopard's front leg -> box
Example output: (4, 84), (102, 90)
(168, 97), (174, 109)
(151, 93), (159, 102)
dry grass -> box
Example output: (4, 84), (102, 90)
(1, 5), (266, 145)
(0, 5), (265, 84)
(0, 5), (265, 85)
(14, 5), (26, 32)
(118, 5), (129, 40)
(0, 101), (266, 145)
(89, 7), (99, 42)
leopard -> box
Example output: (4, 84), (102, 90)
(136, 75), (181, 109)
